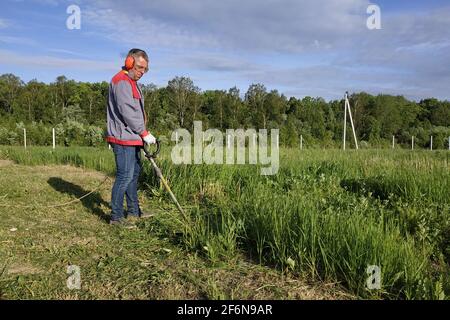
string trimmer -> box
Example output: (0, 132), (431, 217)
(143, 140), (188, 222)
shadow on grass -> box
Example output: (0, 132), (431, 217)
(47, 177), (110, 223)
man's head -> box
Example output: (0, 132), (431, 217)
(125, 48), (149, 81)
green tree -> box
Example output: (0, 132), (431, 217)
(245, 83), (267, 129)
(0, 73), (23, 115)
(167, 76), (200, 128)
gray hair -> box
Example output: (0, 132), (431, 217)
(127, 48), (149, 63)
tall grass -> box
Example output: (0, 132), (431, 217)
(1, 145), (448, 299)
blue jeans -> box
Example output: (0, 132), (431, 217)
(111, 144), (142, 221)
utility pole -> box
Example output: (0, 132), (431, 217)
(52, 128), (56, 149)
(343, 92), (358, 150)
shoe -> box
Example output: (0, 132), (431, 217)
(109, 219), (137, 229)
(139, 211), (155, 219)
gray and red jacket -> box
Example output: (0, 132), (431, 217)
(106, 70), (149, 146)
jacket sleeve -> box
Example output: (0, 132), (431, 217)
(114, 80), (148, 137)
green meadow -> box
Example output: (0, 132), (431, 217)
(0, 146), (448, 299)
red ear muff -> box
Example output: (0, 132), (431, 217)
(125, 56), (135, 70)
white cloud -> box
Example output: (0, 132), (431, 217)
(83, 0), (371, 52)
(4, 0), (450, 100)
(0, 36), (38, 45)
(0, 18), (9, 29)
(82, 0), (450, 100)
(172, 52), (262, 73)
(83, 7), (220, 50)
(0, 49), (116, 71)
(47, 48), (90, 58)
(8, 0), (60, 5)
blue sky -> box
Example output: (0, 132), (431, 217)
(1, 0), (449, 101)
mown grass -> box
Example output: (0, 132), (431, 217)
(0, 145), (449, 299)
(0, 160), (345, 300)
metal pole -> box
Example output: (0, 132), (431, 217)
(343, 93), (347, 150)
(148, 156), (187, 221)
(346, 96), (359, 150)
(52, 128), (56, 149)
(430, 136), (433, 151)
(300, 135), (303, 150)
(412, 136), (414, 150)
(23, 128), (27, 149)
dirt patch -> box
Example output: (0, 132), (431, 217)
(35, 164), (110, 181)
(0, 160), (14, 167)
(7, 263), (42, 275)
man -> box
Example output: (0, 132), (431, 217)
(106, 48), (157, 226)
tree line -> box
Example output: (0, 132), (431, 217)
(0, 73), (449, 148)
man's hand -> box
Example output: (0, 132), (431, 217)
(142, 132), (156, 145)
